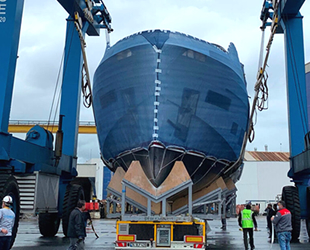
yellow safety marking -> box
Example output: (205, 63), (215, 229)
(154, 224), (157, 242)
(8, 124), (97, 134)
(118, 235), (135, 242)
(203, 223), (205, 236)
(185, 236), (204, 243)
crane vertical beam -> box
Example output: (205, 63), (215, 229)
(283, 14), (308, 158)
(58, 18), (86, 169)
(278, 5), (310, 221)
(260, 0), (310, 224)
(0, 0), (24, 133)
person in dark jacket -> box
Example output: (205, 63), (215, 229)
(267, 204), (277, 242)
(271, 200), (292, 250)
(82, 211), (91, 227)
(67, 200), (87, 250)
(266, 204), (272, 235)
(238, 204), (258, 250)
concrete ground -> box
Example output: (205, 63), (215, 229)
(206, 217), (309, 249)
(12, 217), (116, 250)
(12, 216), (310, 249)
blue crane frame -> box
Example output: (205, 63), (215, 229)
(261, 0), (310, 220)
(0, 0), (111, 216)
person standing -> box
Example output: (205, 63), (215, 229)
(268, 204), (278, 242)
(238, 204), (258, 250)
(266, 204), (273, 239)
(265, 204), (272, 228)
(271, 200), (292, 250)
(67, 200), (87, 250)
(0, 196), (15, 250)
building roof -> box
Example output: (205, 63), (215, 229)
(244, 151), (289, 162)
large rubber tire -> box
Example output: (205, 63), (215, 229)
(62, 184), (84, 237)
(306, 187), (310, 236)
(39, 213), (60, 237)
(282, 186), (301, 242)
(0, 175), (20, 248)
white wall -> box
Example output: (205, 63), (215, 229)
(236, 161), (293, 204)
(77, 163), (97, 177)
(77, 159), (104, 200)
(89, 158), (104, 200)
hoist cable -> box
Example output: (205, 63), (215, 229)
(47, 50), (64, 130)
(47, 21), (75, 131)
(224, 1), (280, 175)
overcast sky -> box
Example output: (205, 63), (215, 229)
(10, 0), (310, 163)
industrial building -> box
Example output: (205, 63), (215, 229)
(236, 151), (292, 210)
(76, 159), (113, 201)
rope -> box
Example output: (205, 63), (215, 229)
(223, 1), (280, 175)
(74, 16), (93, 109)
(248, 2), (279, 143)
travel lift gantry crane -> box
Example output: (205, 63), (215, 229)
(256, 0), (310, 243)
(0, 0), (112, 247)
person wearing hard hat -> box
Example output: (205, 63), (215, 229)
(0, 196), (15, 250)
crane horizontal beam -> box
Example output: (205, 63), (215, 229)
(280, 0), (305, 16)
(57, 0), (112, 35)
(8, 121), (97, 134)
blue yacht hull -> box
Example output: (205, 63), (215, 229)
(93, 30), (249, 189)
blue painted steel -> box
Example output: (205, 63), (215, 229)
(103, 166), (112, 199)
(25, 125), (53, 150)
(57, 0), (112, 35)
(58, 17), (84, 169)
(10, 159), (26, 173)
(280, 0), (305, 16)
(0, 0), (24, 132)
(271, 0), (310, 220)
(306, 70), (310, 129)
(93, 30), (249, 187)
(294, 177), (310, 219)
(0, 132), (58, 174)
(283, 14), (308, 157)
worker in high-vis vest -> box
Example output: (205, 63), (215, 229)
(238, 204), (258, 250)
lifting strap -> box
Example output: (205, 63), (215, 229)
(74, 12), (93, 108)
(224, 1), (279, 175)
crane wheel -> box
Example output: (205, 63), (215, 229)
(62, 184), (85, 237)
(39, 213), (60, 237)
(0, 174), (20, 248)
(306, 187), (310, 237)
(282, 186), (300, 242)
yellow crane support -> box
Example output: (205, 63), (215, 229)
(8, 120), (97, 134)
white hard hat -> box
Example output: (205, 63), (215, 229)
(3, 196), (13, 204)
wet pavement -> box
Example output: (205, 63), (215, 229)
(206, 217), (310, 249)
(12, 216), (310, 249)
(12, 217), (116, 250)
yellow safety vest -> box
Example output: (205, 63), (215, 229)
(241, 209), (254, 228)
